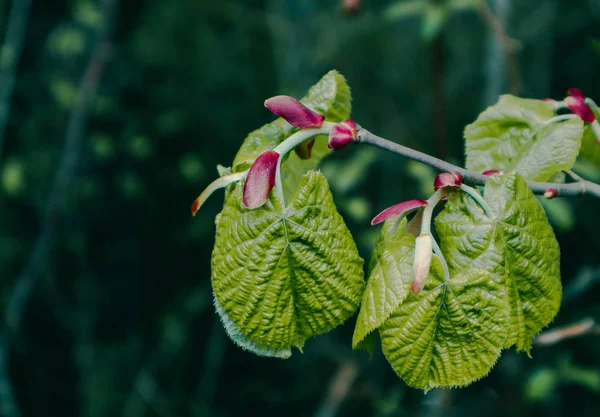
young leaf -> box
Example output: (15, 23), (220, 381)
(231, 70), (351, 175)
(212, 171), (364, 353)
(352, 217), (414, 350)
(436, 173), (562, 353)
(578, 124), (600, 168)
(465, 95), (584, 181)
(379, 256), (508, 391)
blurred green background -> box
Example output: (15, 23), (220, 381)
(1, 0), (600, 416)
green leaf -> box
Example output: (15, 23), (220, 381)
(352, 217), (414, 349)
(436, 173), (562, 353)
(465, 95), (584, 181)
(214, 296), (292, 359)
(231, 70), (351, 175)
(212, 171), (364, 355)
(379, 256), (508, 391)
(578, 124), (600, 168)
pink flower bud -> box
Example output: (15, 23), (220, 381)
(371, 199), (428, 226)
(565, 89), (595, 123)
(433, 172), (463, 191)
(543, 188), (558, 199)
(328, 120), (359, 150)
(412, 234), (433, 294)
(482, 170), (503, 176)
(342, 0), (361, 15)
(264, 96), (325, 128)
(243, 150), (280, 209)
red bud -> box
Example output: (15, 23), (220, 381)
(264, 96), (325, 128)
(371, 199), (428, 225)
(565, 89), (595, 123)
(433, 172), (463, 190)
(243, 150), (280, 209)
(328, 120), (359, 150)
(482, 170), (503, 176)
(543, 188), (558, 199)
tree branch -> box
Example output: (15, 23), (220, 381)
(478, 0), (521, 94)
(357, 128), (600, 199)
(0, 0), (32, 164)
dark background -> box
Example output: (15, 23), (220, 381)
(0, 0), (599, 416)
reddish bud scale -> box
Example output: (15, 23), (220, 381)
(371, 199), (428, 225)
(433, 172), (463, 190)
(191, 200), (200, 216)
(264, 95), (325, 128)
(482, 170), (503, 176)
(565, 89), (595, 123)
(544, 188), (558, 199)
(243, 150), (281, 209)
(328, 120), (359, 150)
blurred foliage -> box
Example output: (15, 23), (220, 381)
(0, 0), (600, 416)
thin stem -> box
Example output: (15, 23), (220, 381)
(459, 184), (495, 218)
(565, 169), (584, 183)
(431, 237), (450, 282)
(273, 122), (334, 155)
(356, 128), (600, 199)
(420, 189), (444, 236)
(272, 122), (334, 205)
(274, 155), (285, 204)
(542, 114), (579, 126)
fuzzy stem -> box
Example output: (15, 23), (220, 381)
(272, 122), (334, 204)
(420, 189), (445, 236)
(356, 128), (600, 199)
(459, 184), (496, 218)
(431, 237), (450, 282)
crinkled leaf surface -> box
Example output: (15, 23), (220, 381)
(214, 296), (291, 359)
(465, 95), (584, 181)
(352, 217), (414, 349)
(379, 256), (508, 391)
(212, 171), (364, 355)
(231, 70), (351, 179)
(436, 173), (562, 353)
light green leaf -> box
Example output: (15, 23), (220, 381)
(379, 256), (508, 391)
(231, 70), (351, 175)
(352, 217), (414, 349)
(214, 296), (291, 359)
(465, 95), (584, 181)
(578, 124), (600, 168)
(212, 171), (364, 354)
(436, 173), (562, 353)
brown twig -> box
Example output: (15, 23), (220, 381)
(0, 1), (117, 415)
(357, 128), (600, 198)
(313, 361), (359, 417)
(535, 318), (600, 346)
(478, 0), (522, 95)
